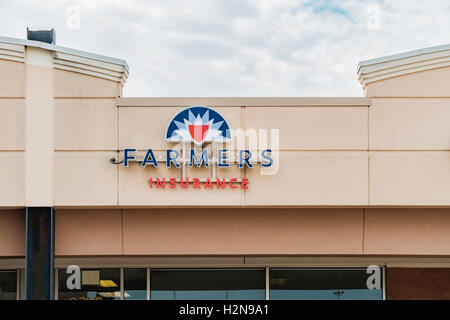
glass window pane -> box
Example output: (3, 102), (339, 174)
(339, 269), (383, 300)
(58, 268), (120, 300)
(270, 268), (383, 300)
(124, 268), (147, 300)
(0, 270), (17, 300)
(151, 269), (265, 300)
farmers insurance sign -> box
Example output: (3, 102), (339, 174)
(121, 106), (276, 189)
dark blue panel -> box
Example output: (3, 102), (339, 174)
(25, 207), (54, 300)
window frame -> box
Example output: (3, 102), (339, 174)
(0, 268), (20, 300)
(54, 265), (386, 301)
(268, 267), (385, 300)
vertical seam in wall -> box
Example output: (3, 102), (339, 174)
(24, 64), (28, 205)
(121, 208), (124, 255)
(362, 208), (366, 255)
(117, 103), (120, 206)
(51, 66), (54, 207)
(367, 104), (370, 206)
(241, 106), (246, 207)
(365, 102), (370, 255)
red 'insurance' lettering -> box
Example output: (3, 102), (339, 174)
(149, 178), (249, 189)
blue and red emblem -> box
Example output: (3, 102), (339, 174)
(165, 106), (231, 144)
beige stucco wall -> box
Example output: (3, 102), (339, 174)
(366, 68), (450, 206)
(55, 209), (123, 256)
(246, 151), (368, 206)
(245, 106), (368, 150)
(0, 41), (449, 260)
(53, 69), (121, 98)
(365, 66), (450, 97)
(1, 47), (449, 209)
(370, 152), (449, 205)
(25, 54), (54, 206)
(0, 60), (25, 206)
(369, 98), (450, 150)
(0, 59), (448, 207)
(114, 102), (369, 206)
(0, 153), (25, 206)
(0, 60), (25, 98)
(0, 99), (24, 150)
(54, 208), (450, 257)
(364, 208), (450, 255)
(0, 45), (124, 208)
(49, 98), (373, 207)
(55, 208), (365, 256)
(0, 210), (25, 257)
(55, 99), (117, 150)
(52, 69), (121, 206)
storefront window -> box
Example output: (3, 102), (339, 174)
(58, 268), (120, 300)
(150, 269), (266, 300)
(124, 268), (147, 300)
(54, 266), (383, 300)
(269, 268), (383, 300)
(0, 270), (17, 300)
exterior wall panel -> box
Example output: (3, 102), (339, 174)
(0, 60), (25, 97)
(370, 98), (450, 150)
(122, 209), (364, 256)
(25, 59), (54, 206)
(53, 152), (118, 206)
(0, 153), (24, 206)
(245, 151), (368, 206)
(364, 209), (450, 255)
(54, 99), (117, 150)
(0, 99), (24, 150)
(0, 210), (25, 257)
(55, 209), (122, 256)
(245, 106), (368, 150)
(369, 152), (450, 206)
(366, 66), (450, 97)
(54, 69), (120, 98)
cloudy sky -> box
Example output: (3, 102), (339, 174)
(1, 0), (449, 97)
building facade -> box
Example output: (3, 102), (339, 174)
(0, 35), (449, 300)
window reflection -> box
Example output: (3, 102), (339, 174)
(150, 269), (265, 300)
(270, 268), (383, 300)
(0, 270), (17, 300)
(54, 266), (383, 300)
(124, 268), (147, 300)
(58, 268), (120, 300)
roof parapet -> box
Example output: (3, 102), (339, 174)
(0, 36), (128, 84)
(358, 44), (450, 88)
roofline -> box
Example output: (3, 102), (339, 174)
(117, 97), (370, 107)
(357, 43), (450, 72)
(0, 35), (129, 72)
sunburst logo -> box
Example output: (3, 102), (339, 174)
(165, 106), (231, 145)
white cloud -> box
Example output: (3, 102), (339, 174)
(0, 0), (449, 96)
